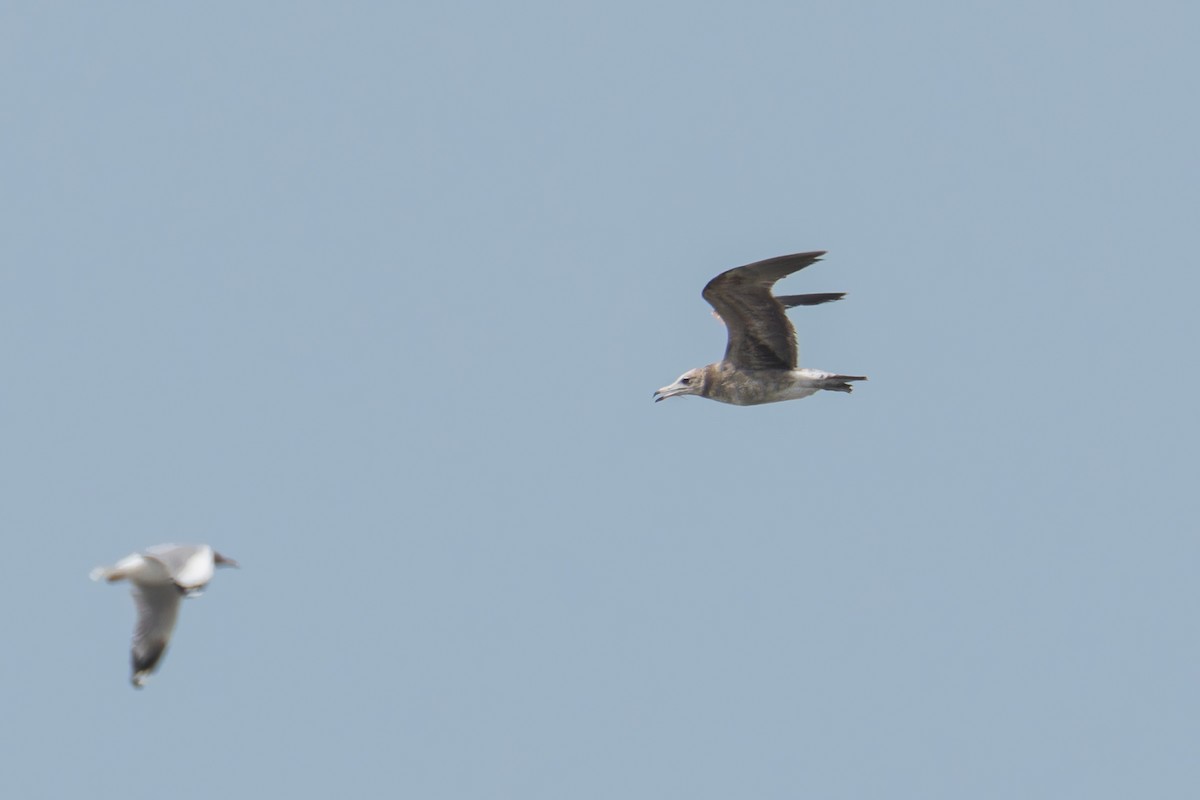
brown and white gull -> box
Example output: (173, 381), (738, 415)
(654, 251), (866, 405)
(91, 543), (238, 688)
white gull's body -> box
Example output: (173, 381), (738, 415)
(91, 543), (238, 688)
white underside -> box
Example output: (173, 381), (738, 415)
(777, 368), (840, 400)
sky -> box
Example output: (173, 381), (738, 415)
(2, 2), (1198, 798)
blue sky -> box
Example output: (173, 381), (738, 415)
(2, 2), (1198, 798)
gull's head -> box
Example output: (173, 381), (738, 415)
(654, 367), (705, 403)
(214, 551), (240, 569)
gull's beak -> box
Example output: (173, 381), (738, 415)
(215, 553), (240, 568)
(653, 384), (685, 403)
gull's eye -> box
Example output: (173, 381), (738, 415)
(680, 377), (692, 385)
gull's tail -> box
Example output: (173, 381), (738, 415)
(822, 374), (867, 393)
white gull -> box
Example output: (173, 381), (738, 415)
(91, 543), (238, 688)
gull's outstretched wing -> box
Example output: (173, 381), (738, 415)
(130, 583), (183, 688)
(702, 251), (828, 370)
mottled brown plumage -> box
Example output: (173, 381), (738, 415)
(655, 250), (866, 406)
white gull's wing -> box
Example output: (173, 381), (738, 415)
(130, 583), (183, 688)
(145, 544), (215, 590)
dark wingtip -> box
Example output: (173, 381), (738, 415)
(214, 552), (239, 568)
(777, 292), (846, 308)
(788, 249), (827, 263)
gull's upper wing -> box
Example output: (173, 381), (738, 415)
(130, 583), (183, 687)
(701, 251), (827, 370)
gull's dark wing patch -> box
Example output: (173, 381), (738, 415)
(702, 251), (827, 370)
(130, 583), (183, 687)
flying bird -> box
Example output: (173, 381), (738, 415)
(91, 543), (238, 688)
(654, 251), (865, 405)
